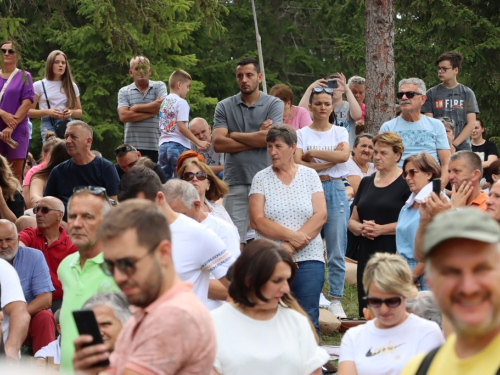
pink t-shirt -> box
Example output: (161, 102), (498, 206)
(285, 105), (311, 130)
(22, 161), (46, 187)
(109, 282), (216, 375)
(361, 103), (366, 120)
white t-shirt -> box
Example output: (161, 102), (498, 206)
(211, 304), (329, 375)
(33, 79), (80, 111)
(158, 93), (191, 147)
(0, 259), (26, 346)
(169, 214), (234, 307)
(346, 157), (377, 178)
(297, 126), (350, 178)
(34, 337), (61, 364)
(201, 214), (241, 311)
(249, 165), (324, 263)
(339, 313), (444, 375)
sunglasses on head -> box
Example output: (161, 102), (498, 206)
(365, 296), (403, 308)
(312, 87), (334, 94)
(1, 48), (15, 55)
(33, 206), (61, 215)
(183, 171), (208, 182)
(73, 186), (107, 196)
(100, 243), (158, 277)
(114, 145), (136, 156)
(396, 91), (422, 100)
(402, 169), (419, 179)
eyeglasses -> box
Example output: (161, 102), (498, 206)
(183, 171), (208, 182)
(0, 48), (15, 55)
(100, 243), (158, 277)
(396, 91), (423, 100)
(312, 87), (334, 94)
(437, 66), (452, 73)
(114, 145), (136, 156)
(33, 206), (61, 215)
(365, 296), (403, 308)
(402, 169), (420, 179)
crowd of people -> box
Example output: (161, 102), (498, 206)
(1, 40), (500, 375)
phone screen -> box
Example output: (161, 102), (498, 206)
(73, 310), (110, 368)
(326, 80), (338, 89)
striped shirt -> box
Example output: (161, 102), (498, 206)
(117, 80), (168, 151)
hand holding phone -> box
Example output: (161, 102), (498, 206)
(73, 309), (110, 368)
(432, 178), (442, 196)
(327, 80), (338, 89)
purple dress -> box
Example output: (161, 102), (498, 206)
(0, 70), (33, 158)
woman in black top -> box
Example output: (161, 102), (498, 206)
(471, 119), (498, 183)
(348, 132), (411, 316)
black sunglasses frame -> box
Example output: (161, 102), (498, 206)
(114, 145), (137, 156)
(365, 296), (403, 308)
(396, 91), (423, 100)
(33, 206), (61, 215)
(100, 242), (159, 277)
(0, 48), (15, 55)
(183, 171), (208, 182)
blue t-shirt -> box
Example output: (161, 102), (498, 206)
(395, 206), (420, 260)
(379, 115), (450, 167)
(13, 246), (54, 304)
(44, 156), (120, 218)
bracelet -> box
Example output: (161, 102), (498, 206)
(288, 242), (296, 253)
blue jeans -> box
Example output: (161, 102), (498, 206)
(290, 260), (325, 338)
(41, 116), (71, 139)
(323, 179), (349, 298)
(400, 254), (429, 291)
(159, 141), (189, 180)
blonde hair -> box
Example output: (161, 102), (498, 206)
(373, 132), (404, 159)
(363, 253), (418, 298)
(168, 70), (191, 89)
(0, 155), (20, 200)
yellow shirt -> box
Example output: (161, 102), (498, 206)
(402, 332), (500, 375)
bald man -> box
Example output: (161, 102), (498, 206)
(189, 117), (224, 176)
(19, 197), (77, 312)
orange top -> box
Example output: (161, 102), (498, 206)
(469, 190), (488, 211)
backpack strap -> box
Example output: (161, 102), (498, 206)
(414, 346), (441, 375)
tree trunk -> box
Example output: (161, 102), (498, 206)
(365, 0), (396, 134)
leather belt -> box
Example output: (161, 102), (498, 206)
(319, 175), (342, 182)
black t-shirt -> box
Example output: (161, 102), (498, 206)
(472, 140), (498, 162)
(115, 163), (167, 184)
(353, 173), (411, 262)
(6, 190), (24, 218)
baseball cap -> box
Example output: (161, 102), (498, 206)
(423, 207), (500, 258)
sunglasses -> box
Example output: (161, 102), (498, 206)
(312, 87), (334, 94)
(402, 169), (419, 179)
(33, 206), (61, 215)
(1, 48), (15, 55)
(73, 186), (107, 196)
(183, 171), (208, 182)
(365, 296), (403, 308)
(396, 91), (422, 100)
(100, 243), (158, 277)
(114, 145), (136, 156)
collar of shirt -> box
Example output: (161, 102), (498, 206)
(35, 226), (70, 246)
(235, 91), (265, 108)
(69, 251), (105, 270)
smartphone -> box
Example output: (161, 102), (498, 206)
(432, 178), (441, 196)
(326, 80), (338, 89)
(72, 309), (110, 368)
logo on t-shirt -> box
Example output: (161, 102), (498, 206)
(434, 100), (444, 110)
(366, 342), (403, 357)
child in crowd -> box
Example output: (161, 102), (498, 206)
(158, 70), (210, 179)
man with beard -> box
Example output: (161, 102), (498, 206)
(379, 78), (451, 186)
(403, 208), (500, 374)
(212, 58), (283, 248)
(57, 188), (118, 372)
(73, 200), (216, 374)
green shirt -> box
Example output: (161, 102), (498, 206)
(57, 251), (119, 372)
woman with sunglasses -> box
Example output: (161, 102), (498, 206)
(249, 125), (326, 335)
(294, 87), (350, 319)
(349, 132), (411, 316)
(396, 153), (441, 291)
(0, 41), (34, 184)
(178, 158), (235, 226)
(338, 252), (444, 375)
(29, 50), (82, 139)
(211, 239), (328, 375)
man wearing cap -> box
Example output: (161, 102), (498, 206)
(402, 208), (500, 374)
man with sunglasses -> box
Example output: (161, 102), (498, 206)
(18, 196), (77, 312)
(73, 200), (217, 375)
(402, 208), (500, 375)
(114, 143), (167, 183)
(422, 51), (479, 152)
(57, 188), (119, 372)
(380, 78), (451, 186)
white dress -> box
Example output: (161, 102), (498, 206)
(212, 304), (329, 375)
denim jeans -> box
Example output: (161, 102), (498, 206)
(400, 254), (429, 291)
(290, 260), (325, 338)
(159, 141), (189, 180)
(323, 179), (349, 298)
(41, 116), (72, 139)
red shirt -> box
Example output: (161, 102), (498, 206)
(19, 226), (77, 300)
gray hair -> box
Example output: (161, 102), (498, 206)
(266, 125), (297, 147)
(406, 291), (442, 328)
(398, 78), (427, 95)
(348, 76), (366, 86)
(82, 292), (131, 325)
(438, 117), (456, 133)
(163, 179), (200, 209)
(66, 120), (93, 138)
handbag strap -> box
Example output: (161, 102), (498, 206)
(41, 80), (52, 109)
(0, 68), (19, 104)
